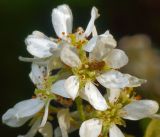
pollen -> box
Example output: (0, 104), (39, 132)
(89, 61), (105, 71)
(135, 95), (142, 100)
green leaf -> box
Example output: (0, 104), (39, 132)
(144, 119), (160, 137)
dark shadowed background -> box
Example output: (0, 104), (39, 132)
(0, 0), (160, 136)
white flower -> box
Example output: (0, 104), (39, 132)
(59, 45), (146, 111)
(22, 4), (100, 72)
(79, 100), (159, 137)
(24, 4), (99, 59)
(59, 47), (109, 111)
(83, 30), (146, 89)
(2, 63), (69, 136)
(52, 4), (99, 40)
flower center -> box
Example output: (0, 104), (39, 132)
(72, 60), (105, 87)
(34, 89), (56, 101)
(98, 103), (124, 126)
(60, 27), (88, 49)
(96, 103), (125, 135)
(67, 34), (88, 49)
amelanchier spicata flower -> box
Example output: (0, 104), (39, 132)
(49, 4), (146, 112)
(3, 3), (160, 137)
(2, 63), (70, 137)
(79, 88), (160, 137)
(20, 4), (100, 69)
(59, 40), (146, 111)
(51, 4), (99, 47)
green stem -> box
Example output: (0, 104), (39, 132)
(76, 97), (85, 121)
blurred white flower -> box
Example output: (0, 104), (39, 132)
(119, 34), (160, 100)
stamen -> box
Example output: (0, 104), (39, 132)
(18, 56), (47, 65)
(135, 95), (142, 100)
(18, 56), (36, 62)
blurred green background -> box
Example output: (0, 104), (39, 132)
(1, 0), (160, 136)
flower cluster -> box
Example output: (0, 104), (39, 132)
(2, 4), (160, 137)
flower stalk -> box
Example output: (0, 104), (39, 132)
(76, 97), (85, 121)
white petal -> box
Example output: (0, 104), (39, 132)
(79, 118), (102, 137)
(13, 98), (44, 117)
(84, 82), (108, 111)
(2, 98), (44, 127)
(52, 4), (73, 38)
(26, 31), (57, 58)
(29, 63), (46, 88)
(122, 100), (159, 120)
(64, 76), (79, 100)
(57, 109), (70, 137)
(109, 124), (125, 137)
(89, 31), (117, 60)
(83, 36), (98, 52)
(84, 7), (99, 37)
(32, 31), (48, 38)
(92, 25), (98, 36)
(97, 70), (147, 89)
(2, 109), (30, 127)
(60, 47), (81, 67)
(39, 122), (53, 137)
(100, 30), (117, 48)
(18, 118), (41, 137)
(96, 70), (129, 89)
(51, 80), (70, 98)
(40, 100), (50, 128)
(103, 49), (128, 69)
(107, 88), (121, 103)
(124, 74), (147, 87)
